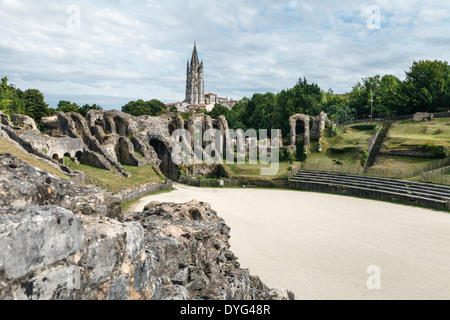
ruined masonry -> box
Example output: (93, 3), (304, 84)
(0, 154), (294, 300)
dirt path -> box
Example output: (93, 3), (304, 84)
(128, 183), (450, 300)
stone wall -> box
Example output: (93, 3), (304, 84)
(0, 154), (294, 300)
(290, 179), (450, 211)
(117, 180), (173, 203)
(413, 112), (434, 122)
(179, 175), (289, 189)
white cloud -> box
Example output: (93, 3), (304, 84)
(0, 0), (449, 109)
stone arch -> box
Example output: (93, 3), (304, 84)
(149, 138), (179, 181)
(52, 153), (60, 162)
(289, 114), (311, 158)
(63, 153), (71, 164)
(75, 151), (83, 162)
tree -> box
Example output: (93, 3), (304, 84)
(80, 103), (102, 117)
(0, 77), (13, 114)
(23, 89), (50, 123)
(401, 60), (450, 113)
(122, 99), (165, 116)
(0, 77), (25, 116)
(207, 104), (230, 120)
(348, 74), (403, 117)
(273, 78), (323, 134)
(57, 100), (80, 113)
(320, 90), (356, 123)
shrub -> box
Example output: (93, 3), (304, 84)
(360, 149), (370, 166)
(423, 144), (449, 159)
(352, 124), (376, 131)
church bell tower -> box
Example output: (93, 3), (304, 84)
(185, 43), (205, 105)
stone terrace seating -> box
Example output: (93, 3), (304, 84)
(290, 170), (450, 211)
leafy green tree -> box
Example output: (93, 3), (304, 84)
(80, 103), (103, 117)
(122, 99), (165, 116)
(273, 78), (322, 134)
(57, 100), (80, 113)
(23, 89), (50, 123)
(0, 77), (13, 114)
(348, 74), (403, 117)
(207, 104), (230, 120)
(0, 77), (25, 116)
(401, 60), (450, 113)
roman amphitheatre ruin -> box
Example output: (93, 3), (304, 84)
(0, 108), (449, 300)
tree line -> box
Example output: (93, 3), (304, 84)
(204, 59), (449, 134)
(0, 77), (103, 127)
(1, 59), (448, 132)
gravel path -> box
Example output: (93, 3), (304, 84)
(128, 183), (450, 300)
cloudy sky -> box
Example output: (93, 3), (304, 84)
(0, 0), (449, 109)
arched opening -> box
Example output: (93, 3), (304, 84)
(296, 120), (305, 136)
(63, 153), (71, 165)
(52, 154), (60, 162)
(75, 151), (83, 163)
(149, 139), (179, 181)
(295, 120), (306, 161)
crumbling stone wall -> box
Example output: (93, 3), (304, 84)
(290, 114), (311, 154)
(413, 112), (434, 122)
(0, 154), (294, 300)
(289, 112), (332, 155)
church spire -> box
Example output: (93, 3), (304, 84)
(185, 42), (205, 105)
(191, 42), (200, 66)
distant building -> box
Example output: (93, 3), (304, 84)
(165, 44), (240, 113)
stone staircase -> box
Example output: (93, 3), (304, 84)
(290, 170), (450, 211)
(366, 122), (393, 168)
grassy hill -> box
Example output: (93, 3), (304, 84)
(383, 118), (450, 151)
(65, 158), (164, 193)
(0, 137), (72, 180)
(0, 137), (164, 192)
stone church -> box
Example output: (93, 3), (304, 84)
(185, 43), (205, 105)
(165, 44), (239, 112)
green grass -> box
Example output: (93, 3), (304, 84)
(66, 158), (163, 193)
(372, 154), (438, 171)
(0, 137), (72, 180)
(384, 118), (450, 150)
(304, 123), (376, 167)
(222, 162), (295, 180)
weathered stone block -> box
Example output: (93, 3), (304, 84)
(0, 206), (84, 279)
(124, 222), (145, 262)
(108, 274), (129, 300)
(16, 265), (81, 300)
(87, 237), (117, 285)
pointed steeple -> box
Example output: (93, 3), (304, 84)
(191, 42), (200, 66)
(185, 42), (205, 105)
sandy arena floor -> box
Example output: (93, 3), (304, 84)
(128, 183), (450, 300)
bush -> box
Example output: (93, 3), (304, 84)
(360, 149), (370, 166)
(352, 124), (376, 131)
(329, 147), (357, 153)
(423, 144), (449, 159)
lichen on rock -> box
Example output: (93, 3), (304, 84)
(0, 154), (295, 300)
